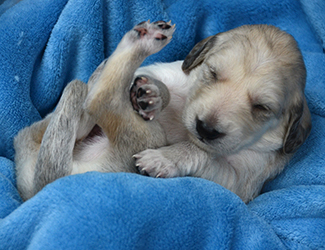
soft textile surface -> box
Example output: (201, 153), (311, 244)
(0, 0), (324, 249)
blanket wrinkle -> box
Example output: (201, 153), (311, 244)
(299, 0), (325, 50)
(0, 0), (324, 249)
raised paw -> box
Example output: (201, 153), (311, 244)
(134, 20), (174, 39)
(133, 149), (179, 178)
(127, 20), (175, 55)
(130, 75), (168, 121)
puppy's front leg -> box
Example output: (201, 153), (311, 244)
(134, 142), (211, 178)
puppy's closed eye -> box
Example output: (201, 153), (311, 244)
(203, 65), (218, 82)
(251, 103), (275, 122)
(209, 66), (218, 80)
(253, 104), (270, 112)
(249, 93), (276, 117)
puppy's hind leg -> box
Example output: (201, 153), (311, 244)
(33, 80), (90, 197)
(15, 115), (51, 200)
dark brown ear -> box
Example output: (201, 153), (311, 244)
(283, 97), (312, 154)
(182, 35), (217, 74)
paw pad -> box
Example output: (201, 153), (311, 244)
(130, 75), (163, 121)
(132, 20), (175, 48)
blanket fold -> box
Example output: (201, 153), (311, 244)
(0, 0), (324, 249)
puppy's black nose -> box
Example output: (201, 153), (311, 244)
(196, 119), (224, 140)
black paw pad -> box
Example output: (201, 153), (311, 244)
(138, 101), (149, 110)
(155, 35), (167, 41)
(153, 21), (172, 30)
(137, 87), (147, 98)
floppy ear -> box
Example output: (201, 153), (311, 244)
(182, 35), (217, 74)
(283, 97), (312, 154)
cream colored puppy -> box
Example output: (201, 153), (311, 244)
(134, 24), (311, 202)
(15, 23), (311, 202)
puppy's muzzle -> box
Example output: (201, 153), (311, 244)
(196, 119), (225, 141)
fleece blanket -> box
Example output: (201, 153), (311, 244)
(0, 0), (324, 249)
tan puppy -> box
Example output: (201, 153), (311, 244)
(15, 23), (311, 202)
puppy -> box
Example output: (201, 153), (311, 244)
(14, 22), (311, 202)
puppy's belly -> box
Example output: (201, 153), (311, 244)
(71, 60), (190, 174)
(72, 135), (110, 174)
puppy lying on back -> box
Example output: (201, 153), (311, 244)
(14, 22), (311, 202)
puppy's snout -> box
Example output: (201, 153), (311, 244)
(196, 119), (225, 141)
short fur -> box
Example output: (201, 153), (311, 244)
(14, 23), (311, 202)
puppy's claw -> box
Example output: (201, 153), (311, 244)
(141, 76), (148, 82)
(156, 173), (162, 178)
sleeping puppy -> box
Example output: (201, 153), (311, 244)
(14, 22), (311, 202)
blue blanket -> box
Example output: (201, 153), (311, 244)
(0, 0), (324, 249)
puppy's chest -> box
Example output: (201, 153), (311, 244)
(158, 109), (188, 144)
(223, 150), (272, 173)
(158, 86), (191, 144)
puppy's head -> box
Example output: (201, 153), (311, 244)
(182, 25), (311, 156)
